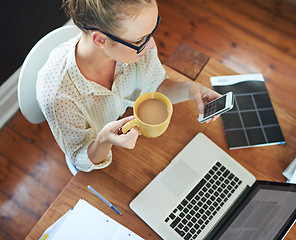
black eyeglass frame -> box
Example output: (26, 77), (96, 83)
(83, 16), (161, 54)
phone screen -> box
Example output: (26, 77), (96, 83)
(204, 95), (226, 118)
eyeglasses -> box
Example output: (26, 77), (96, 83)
(83, 16), (161, 54)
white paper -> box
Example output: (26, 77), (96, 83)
(289, 169), (296, 184)
(50, 199), (144, 240)
(283, 157), (296, 181)
(39, 209), (72, 240)
(210, 73), (264, 86)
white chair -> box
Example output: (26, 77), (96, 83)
(18, 25), (81, 175)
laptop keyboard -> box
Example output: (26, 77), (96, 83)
(164, 161), (242, 240)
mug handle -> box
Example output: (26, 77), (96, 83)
(121, 119), (139, 134)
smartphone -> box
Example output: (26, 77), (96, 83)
(198, 91), (234, 123)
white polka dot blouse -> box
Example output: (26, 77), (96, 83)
(36, 34), (166, 172)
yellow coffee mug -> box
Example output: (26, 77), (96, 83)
(122, 92), (173, 138)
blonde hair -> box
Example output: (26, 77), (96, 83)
(63, 0), (155, 35)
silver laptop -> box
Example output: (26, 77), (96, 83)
(130, 133), (296, 240)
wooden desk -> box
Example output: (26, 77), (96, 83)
(26, 45), (296, 240)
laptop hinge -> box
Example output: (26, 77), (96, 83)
(205, 185), (252, 240)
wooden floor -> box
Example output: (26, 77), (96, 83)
(1, 0), (296, 239)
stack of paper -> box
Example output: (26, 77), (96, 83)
(211, 74), (285, 149)
(283, 158), (296, 184)
(39, 199), (144, 240)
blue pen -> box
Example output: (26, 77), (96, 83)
(87, 185), (122, 215)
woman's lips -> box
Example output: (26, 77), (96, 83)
(137, 52), (146, 58)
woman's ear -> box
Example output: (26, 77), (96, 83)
(92, 32), (106, 49)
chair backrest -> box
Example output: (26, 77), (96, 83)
(18, 25), (81, 124)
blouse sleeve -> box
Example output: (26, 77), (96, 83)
(53, 94), (113, 172)
(38, 77), (112, 172)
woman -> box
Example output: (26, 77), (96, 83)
(36, 0), (220, 172)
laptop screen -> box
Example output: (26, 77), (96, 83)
(214, 181), (296, 240)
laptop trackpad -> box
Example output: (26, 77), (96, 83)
(160, 160), (197, 196)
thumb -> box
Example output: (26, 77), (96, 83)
(117, 115), (135, 127)
(108, 116), (134, 133)
(192, 84), (204, 114)
(197, 102), (204, 114)
(118, 116), (136, 135)
(194, 94), (204, 114)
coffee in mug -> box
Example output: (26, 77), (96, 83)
(137, 99), (168, 125)
(122, 92), (173, 138)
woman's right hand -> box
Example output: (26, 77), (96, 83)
(97, 116), (139, 149)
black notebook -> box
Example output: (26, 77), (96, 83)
(210, 74), (285, 149)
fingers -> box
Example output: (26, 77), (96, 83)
(111, 116), (134, 132)
(114, 127), (139, 149)
(204, 115), (219, 124)
(119, 115), (135, 125)
(97, 116), (138, 147)
(197, 102), (204, 115)
(123, 127), (139, 149)
(192, 83), (222, 124)
(212, 115), (219, 121)
(206, 89), (222, 102)
(108, 115), (139, 148)
(203, 90), (221, 123)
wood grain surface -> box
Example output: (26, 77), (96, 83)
(1, 0), (295, 239)
(26, 59), (296, 239)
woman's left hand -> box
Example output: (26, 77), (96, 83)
(189, 82), (222, 123)
(157, 78), (221, 123)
